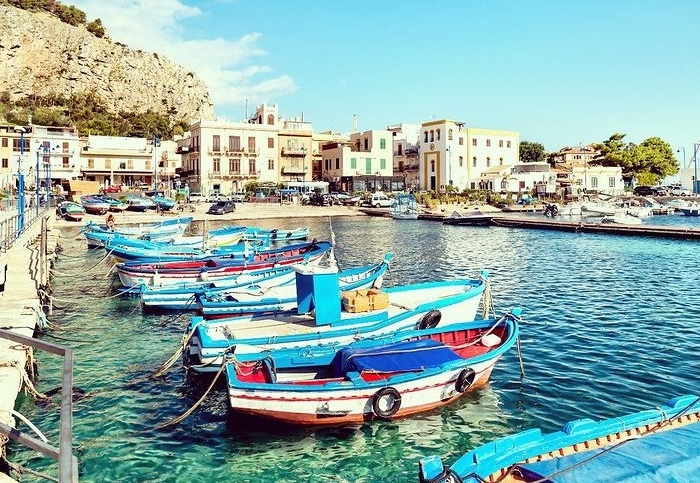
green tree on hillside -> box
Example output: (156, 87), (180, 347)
(519, 141), (546, 162)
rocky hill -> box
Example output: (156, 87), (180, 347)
(0, 5), (214, 121)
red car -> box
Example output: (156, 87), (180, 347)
(105, 185), (122, 193)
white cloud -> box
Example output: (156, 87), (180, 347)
(69, 0), (296, 116)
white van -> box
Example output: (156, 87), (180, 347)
(365, 192), (393, 208)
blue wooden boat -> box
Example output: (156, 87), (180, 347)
(418, 394), (700, 483)
(392, 193), (420, 220)
(195, 253), (392, 319)
(152, 195), (177, 211)
(89, 225), (248, 253)
(241, 226), (309, 242)
(115, 240), (333, 287)
(183, 270), (490, 371)
(56, 201), (86, 222)
(224, 311), (519, 426)
(125, 196), (156, 212)
(139, 265), (298, 311)
(82, 217), (193, 248)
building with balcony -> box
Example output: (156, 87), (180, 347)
(80, 135), (153, 189)
(321, 129), (397, 193)
(278, 116), (313, 186)
(178, 103), (284, 198)
(388, 123), (421, 191)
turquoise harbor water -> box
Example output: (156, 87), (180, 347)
(12, 213), (700, 482)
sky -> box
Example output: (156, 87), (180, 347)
(69, 0), (700, 161)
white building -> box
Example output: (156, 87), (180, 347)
(418, 121), (520, 192)
(387, 123), (421, 191)
(80, 135), (152, 188)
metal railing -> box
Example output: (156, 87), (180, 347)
(0, 329), (78, 482)
(0, 200), (51, 252)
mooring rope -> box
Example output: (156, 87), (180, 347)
(0, 360), (47, 400)
(49, 246), (115, 277)
(154, 354), (230, 429)
(151, 319), (206, 378)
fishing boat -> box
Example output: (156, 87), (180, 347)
(90, 225), (248, 255)
(392, 193), (420, 220)
(418, 394), (700, 483)
(139, 265), (299, 311)
(114, 240), (333, 287)
(152, 195), (177, 212)
(195, 253), (392, 319)
(242, 226), (309, 242)
(680, 203), (700, 216)
(90, 193), (129, 212)
(80, 195), (113, 215)
(82, 217), (193, 248)
(224, 310), (519, 426)
(183, 270), (490, 370)
(56, 201), (86, 222)
(443, 209), (495, 226)
(125, 196), (157, 212)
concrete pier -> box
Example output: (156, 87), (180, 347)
(0, 212), (60, 482)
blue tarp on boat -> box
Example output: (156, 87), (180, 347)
(518, 423), (700, 482)
(334, 338), (460, 375)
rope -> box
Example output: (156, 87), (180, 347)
(154, 354), (230, 429)
(1, 456), (59, 483)
(0, 360), (47, 400)
(151, 319), (206, 378)
(480, 277), (495, 320)
(48, 246), (115, 277)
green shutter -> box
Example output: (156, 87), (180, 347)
(350, 158), (357, 169)
(380, 158), (386, 169)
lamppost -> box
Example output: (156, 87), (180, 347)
(152, 135), (161, 190)
(36, 142), (52, 211)
(446, 146), (452, 187)
(300, 145), (306, 195)
(13, 126), (27, 232)
(693, 144), (700, 195)
(677, 147), (686, 168)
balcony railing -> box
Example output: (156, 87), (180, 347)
(281, 148), (306, 157)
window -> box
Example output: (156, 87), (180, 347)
(486, 157), (491, 167)
(397, 144), (403, 155)
(472, 157), (477, 167)
(127, 160), (134, 169)
(350, 158), (357, 169)
(436, 129), (441, 141)
(608, 177), (616, 188)
(213, 158), (221, 174)
(88, 158), (94, 168)
(499, 140), (503, 147)
(230, 136), (241, 151)
(62, 142), (69, 153)
(105, 159), (111, 169)
(430, 130), (434, 142)
(267, 114), (275, 125)
(448, 129), (453, 140)
(248, 159), (256, 173)
(472, 138), (477, 146)
(364, 138), (369, 150)
(380, 158), (386, 169)
(507, 140), (511, 148)
(365, 158), (372, 174)
(1, 158), (7, 168)
(430, 160), (435, 172)
(459, 137), (463, 145)
(12, 138), (29, 152)
(268, 137), (274, 149)
(335, 158), (340, 169)
(486, 139), (491, 147)
(1, 138), (6, 147)
(591, 177), (599, 188)
(119, 162), (126, 169)
(213, 135), (220, 152)
(145, 160), (151, 170)
(424, 131), (428, 142)
(458, 156), (463, 167)
(380, 138), (386, 149)
(248, 137), (256, 152)
(268, 159), (274, 170)
(499, 157), (503, 165)
(229, 159), (240, 173)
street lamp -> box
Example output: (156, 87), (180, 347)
(300, 145), (306, 195)
(36, 142), (53, 211)
(677, 147), (686, 168)
(13, 126), (27, 232)
(153, 135), (161, 190)
(693, 144), (700, 195)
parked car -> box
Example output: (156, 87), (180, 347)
(309, 192), (332, 206)
(633, 185), (656, 196)
(670, 186), (693, 196)
(188, 192), (204, 203)
(230, 192), (247, 202)
(103, 185), (122, 193)
(208, 193), (229, 202)
(207, 200), (236, 214)
(363, 192), (393, 208)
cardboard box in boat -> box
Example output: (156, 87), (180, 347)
(341, 288), (389, 313)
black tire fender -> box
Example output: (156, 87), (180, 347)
(417, 310), (442, 330)
(455, 368), (476, 393)
(371, 387), (401, 419)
